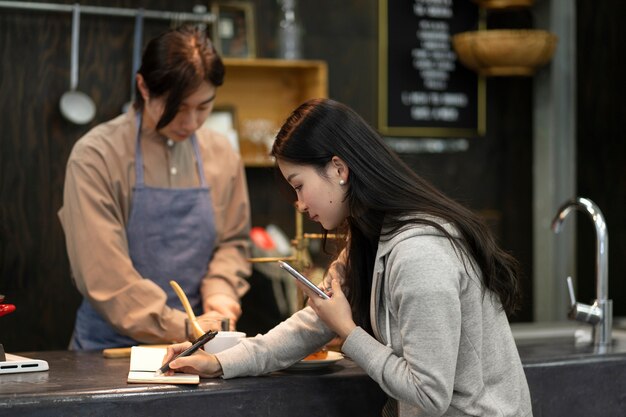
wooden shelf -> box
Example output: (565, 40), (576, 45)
(216, 58), (328, 167)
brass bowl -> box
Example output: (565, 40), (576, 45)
(452, 30), (558, 76)
(472, 0), (534, 9)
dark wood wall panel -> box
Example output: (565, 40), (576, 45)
(399, 77), (534, 321)
(577, 0), (626, 316)
(1, 0), (535, 351)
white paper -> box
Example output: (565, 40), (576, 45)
(129, 346), (167, 372)
(127, 346), (199, 384)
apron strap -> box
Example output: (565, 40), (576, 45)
(190, 134), (208, 186)
(134, 113), (145, 186)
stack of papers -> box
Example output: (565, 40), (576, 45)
(127, 346), (199, 385)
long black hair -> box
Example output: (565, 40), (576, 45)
(271, 98), (521, 335)
(134, 25), (224, 129)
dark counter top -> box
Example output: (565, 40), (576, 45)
(0, 351), (386, 417)
(3, 340), (626, 417)
(518, 336), (626, 417)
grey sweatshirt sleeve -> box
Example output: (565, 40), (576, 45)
(342, 236), (463, 415)
(216, 253), (348, 378)
(216, 306), (336, 378)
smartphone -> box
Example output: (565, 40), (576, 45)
(278, 261), (330, 300)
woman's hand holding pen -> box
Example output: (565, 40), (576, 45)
(299, 278), (357, 339)
(162, 342), (224, 378)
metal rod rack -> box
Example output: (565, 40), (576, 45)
(0, 1), (214, 23)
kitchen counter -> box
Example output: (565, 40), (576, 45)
(0, 350), (386, 417)
(516, 327), (626, 417)
(523, 350), (626, 417)
(2, 340), (626, 417)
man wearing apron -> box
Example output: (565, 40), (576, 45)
(59, 27), (251, 350)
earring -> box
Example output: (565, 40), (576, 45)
(339, 179), (345, 185)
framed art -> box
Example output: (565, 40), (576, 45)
(211, 1), (256, 58)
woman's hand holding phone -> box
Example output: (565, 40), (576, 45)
(299, 276), (357, 340)
(279, 261), (356, 338)
(278, 261), (330, 299)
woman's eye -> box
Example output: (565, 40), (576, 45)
(294, 185), (302, 192)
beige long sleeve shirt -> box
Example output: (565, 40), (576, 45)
(58, 109), (251, 344)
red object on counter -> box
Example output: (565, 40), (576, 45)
(250, 227), (276, 250)
(0, 304), (16, 317)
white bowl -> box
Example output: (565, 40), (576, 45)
(203, 331), (246, 354)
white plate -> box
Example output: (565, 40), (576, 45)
(286, 351), (344, 371)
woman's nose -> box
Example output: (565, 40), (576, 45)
(295, 201), (308, 213)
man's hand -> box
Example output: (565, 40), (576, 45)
(203, 294), (241, 329)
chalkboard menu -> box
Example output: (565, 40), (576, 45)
(378, 0), (484, 137)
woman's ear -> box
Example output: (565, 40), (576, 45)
(136, 74), (150, 102)
(330, 156), (350, 184)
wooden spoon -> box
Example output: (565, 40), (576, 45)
(170, 280), (204, 340)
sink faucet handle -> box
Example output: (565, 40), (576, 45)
(566, 276), (576, 308)
(565, 276), (602, 325)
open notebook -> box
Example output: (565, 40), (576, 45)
(127, 346), (199, 385)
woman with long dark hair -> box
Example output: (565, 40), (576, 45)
(163, 98), (532, 416)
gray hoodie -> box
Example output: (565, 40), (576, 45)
(217, 220), (532, 417)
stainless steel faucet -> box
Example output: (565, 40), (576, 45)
(551, 197), (612, 348)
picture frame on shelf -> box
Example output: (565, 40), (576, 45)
(203, 106), (240, 152)
(211, 1), (256, 58)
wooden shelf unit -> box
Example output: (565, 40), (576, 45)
(216, 58), (328, 166)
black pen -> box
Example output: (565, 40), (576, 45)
(156, 330), (218, 376)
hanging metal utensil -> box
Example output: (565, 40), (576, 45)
(122, 9), (144, 113)
(60, 3), (96, 124)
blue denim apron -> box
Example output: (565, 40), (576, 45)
(71, 114), (216, 350)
